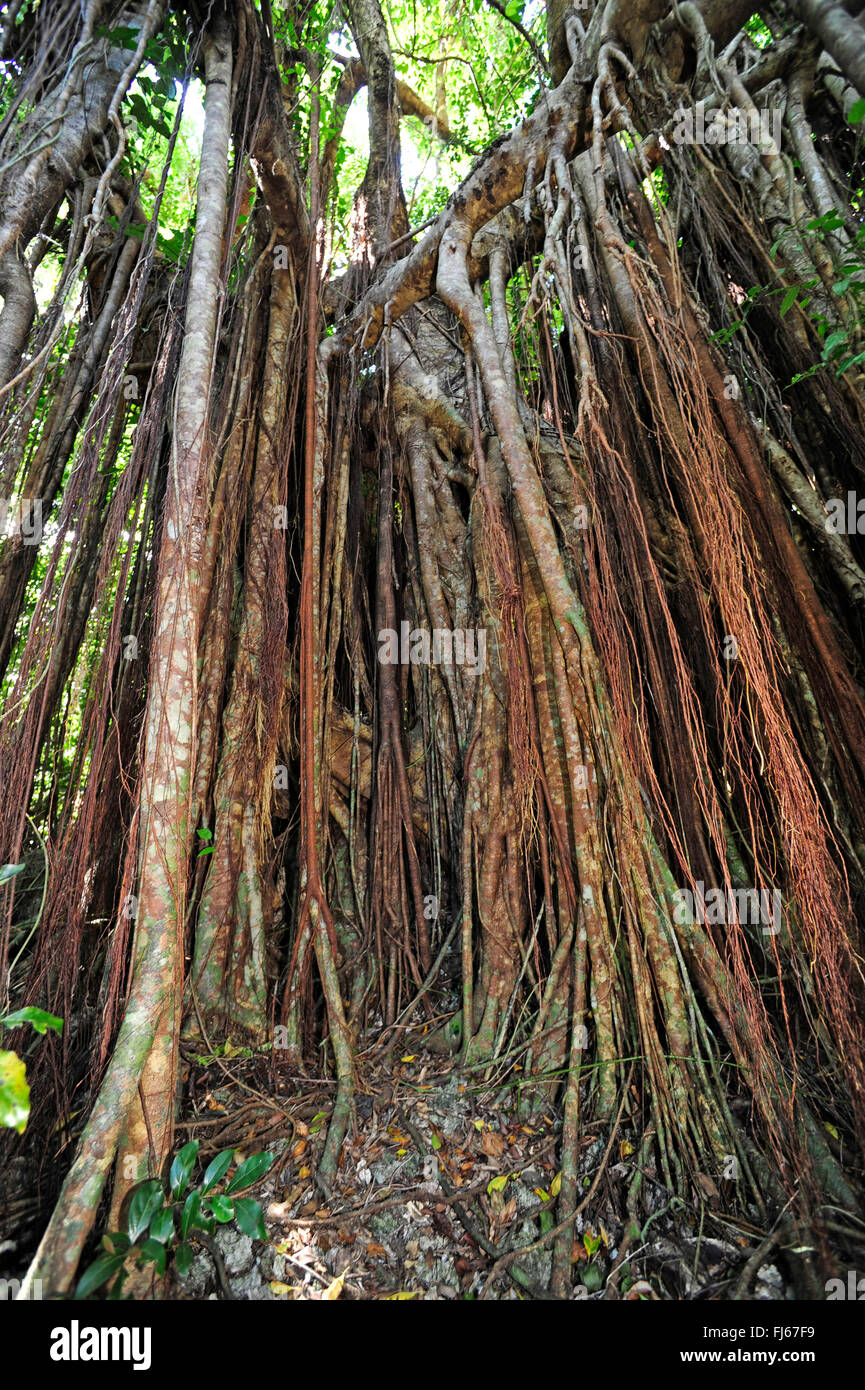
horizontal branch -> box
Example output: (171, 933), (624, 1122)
(320, 59), (587, 361)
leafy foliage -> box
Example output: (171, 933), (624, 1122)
(75, 1140), (274, 1298)
(0, 1002), (62, 1133)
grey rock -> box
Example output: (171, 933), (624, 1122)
(509, 1218), (551, 1290)
(512, 1181), (541, 1214)
(215, 1228), (254, 1276)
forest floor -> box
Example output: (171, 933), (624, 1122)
(153, 1045), (796, 1302)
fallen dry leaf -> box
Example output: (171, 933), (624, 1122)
(481, 1129), (505, 1158)
(694, 1172), (720, 1201)
(321, 1272), (345, 1300)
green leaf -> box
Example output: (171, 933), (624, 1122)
(582, 1262), (603, 1292)
(0, 1006), (63, 1035)
(101, 1231), (130, 1255)
(127, 1180), (164, 1242)
(201, 1148), (234, 1194)
(149, 1205), (175, 1244)
(487, 1174), (508, 1195)
(211, 1194), (235, 1223)
(196, 827), (213, 840)
(224, 1150), (274, 1194)
(822, 331), (847, 358)
(779, 287), (799, 316)
(181, 1187), (202, 1237)
(835, 350), (865, 374)
(158, 228), (186, 262)
(0, 863), (25, 886)
(169, 1139), (199, 1197)
(806, 211), (844, 232)
(75, 1251), (127, 1299)
(848, 98), (865, 125)
(233, 1197), (267, 1240)
(105, 25), (140, 49)
(175, 1242), (194, 1278)
(0, 1049), (29, 1132)
(137, 1238), (166, 1275)
(127, 93), (152, 127)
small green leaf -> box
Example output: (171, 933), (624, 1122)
(233, 1197), (267, 1240)
(196, 827), (213, 841)
(848, 97), (865, 124)
(211, 1194), (235, 1223)
(75, 1251), (127, 1299)
(224, 1151), (274, 1195)
(181, 1187), (202, 1237)
(0, 1049), (29, 1133)
(101, 1231), (130, 1254)
(170, 1139), (199, 1198)
(0, 863), (25, 886)
(137, 1238), (166, 1275)
(583, 1230), (601, 1257)
(487, 1174), (508, 1195)
(175, 1242), (194, 1278)
(149, 1205), (174, 1244)
(430, 1133), (442, 1151)
(201, 1149), (234, 1194)
(823, 330), (847, 357)
(807, 211), (844, 232)
(835, 350), (865, 374)
(1, 1006), (63, 1035)
(779, 286), (799, 316)
(105, 24), (140, 49)
(127, 1180), (164, 1242)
